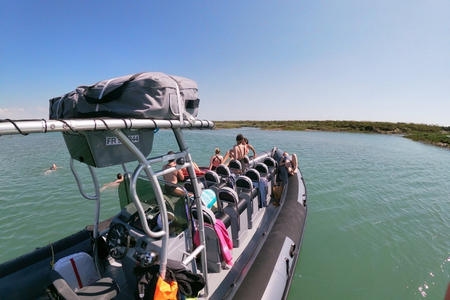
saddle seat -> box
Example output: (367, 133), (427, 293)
(50, 252), (119, 299)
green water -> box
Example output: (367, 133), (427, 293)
(0, 128), (448, 299)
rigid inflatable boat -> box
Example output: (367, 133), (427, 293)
(0, 73), (307, 299)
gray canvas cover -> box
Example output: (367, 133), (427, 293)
(49, 72), (200, 121)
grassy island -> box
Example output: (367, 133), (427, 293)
(213, 120), (450, 149)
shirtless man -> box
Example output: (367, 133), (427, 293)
(163, 152), (186, 196)
(223, 134), (251, 165)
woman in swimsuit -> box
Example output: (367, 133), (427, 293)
(208, 148), (223, 170)
(244, 138), (256, 158)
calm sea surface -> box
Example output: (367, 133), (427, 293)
(0, 128), (449, 299)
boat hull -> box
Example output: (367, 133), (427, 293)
(216, 170), (307, 300)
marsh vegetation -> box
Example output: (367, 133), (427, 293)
(213, 120), (450, 149)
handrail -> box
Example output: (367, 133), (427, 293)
(182, 245), (205, 266)
(173, 127), (210, 296)
(69, 159), (101, 240)
(128, 163), (166, 239)
(69, 158), (102, 276)
(114, 129), (170, 279)
(0, 118), (214, 136)
(69, 158), (100, 201)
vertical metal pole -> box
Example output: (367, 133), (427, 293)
(173, 128), (209, 296)
(114, 129), (169, 279)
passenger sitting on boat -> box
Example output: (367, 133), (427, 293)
(208, 147), (223, 170)
(280, 152), (295, 176)
(163, 151), (186, 197)
(244, 137), (257, 158)
(233, 134), (247, 159)
(222, 148), (233, 165)
(191, 161), (202, 173)
(223, 133), (248, 164)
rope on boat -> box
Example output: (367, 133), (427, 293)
(3, 119), (29, 135)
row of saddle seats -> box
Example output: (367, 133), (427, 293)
(191, 157), (278, 272)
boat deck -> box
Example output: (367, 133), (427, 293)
(103, 170), (307, 300)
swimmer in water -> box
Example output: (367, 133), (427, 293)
(100, 173), (124, 191)
(44, 163), (58, 175)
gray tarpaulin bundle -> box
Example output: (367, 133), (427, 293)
(49, 72), (200, 121)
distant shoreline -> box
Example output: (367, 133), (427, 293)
(213, 120), (450, 149)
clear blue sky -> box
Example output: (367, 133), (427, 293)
(1, 1), (449, 125)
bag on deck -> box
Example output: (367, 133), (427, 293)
(49, 72), (200, 121)
(154, 276), (178, 300)
(136, 259), (205, 299)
